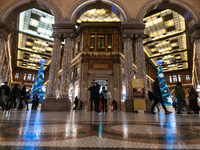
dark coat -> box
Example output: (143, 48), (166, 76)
(1, 85), (10, 96)
(88, 83), (100, 99)
(32, 95), (39, 102)
(19, 86), (26, 100)
(100, 90), (107, 101)
(74, 97), (78, 105)
(153, 81), (161, 97)
(10, 86), (18, 98)
(189, 89), (199, 110)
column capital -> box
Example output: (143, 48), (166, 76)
(189, 23), (200, 42)
(122, 22), (145, 39)
(0, 22), (12, 40)
(52, 23), (75, 40)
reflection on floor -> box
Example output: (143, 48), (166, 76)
(0, 108), (200, 150)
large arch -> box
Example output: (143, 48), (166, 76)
(68, 0), (128, 24)
(0, 0), (61, 26)
(136, 0), (200, 28)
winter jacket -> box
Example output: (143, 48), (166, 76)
(19, 86), (26, 100)
(10, 86), (19, 98)
(88, 82), (100, 99)
(1, 85), (10, 96)
(174, 85), (185, 100)
(153, 81), (161, 97)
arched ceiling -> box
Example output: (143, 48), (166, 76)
(143, 9), (188, 72)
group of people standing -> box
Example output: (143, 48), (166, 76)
(150, 78), (199, 114)
(88, 81), (107, 112)
(0, 82), (39, 111)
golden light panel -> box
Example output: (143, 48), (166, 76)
(77, 9), (121, 22)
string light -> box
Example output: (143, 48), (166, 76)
(46, 34), (61, 97)
(59, 38), (73, 98)
(136, 36), (147, 92)
(124, 37), (133, 98)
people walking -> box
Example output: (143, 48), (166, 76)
(0, 86), (6, 111)
(32, 93), (39, 110)
(15, 83), (26, 110)
(175, 82), (192, 114)
(73, 96), (79, 111)
(189, 87), (199, 114)
(7, 84), (18, 111)
(150, 78), (172, 114)
(101, 87), (107, 112)
(88, 81), (100, 112)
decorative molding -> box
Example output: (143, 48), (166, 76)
(88, 70), (113, 75)
(189, 23), (200, 42)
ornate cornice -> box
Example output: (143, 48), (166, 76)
(122, 22), (145, 39)
(189, 23), (200, 42)
(0, 21), (12, 40)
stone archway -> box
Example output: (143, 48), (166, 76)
(0, 0), (61, 26)
(136, 0), (200, 28)
(68, 0), (128, 24)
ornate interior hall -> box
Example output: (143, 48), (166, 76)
(1, 0), (200, 149)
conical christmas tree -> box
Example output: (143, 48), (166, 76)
(157, 63), (172, 104)
(30, 60), (46, 103)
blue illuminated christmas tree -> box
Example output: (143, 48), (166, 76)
(30, 60), (46, 103)
(156, 60), (172, 104)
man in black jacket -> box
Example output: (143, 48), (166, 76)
(150, 78), (172, 114)
(15, 83), (26, 110)
(88, 81), (100, 112)
(1, 82), (10, 110)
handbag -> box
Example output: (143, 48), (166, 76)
(188, 94), (196, 101)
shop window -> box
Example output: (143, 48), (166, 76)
(97, 35), (105, 48)
(27, 74), (32, 80)
(32, 74), (35, 81)
(90, 34), (94, 48)
(169, 76), (172, 83)
(186, 75), (190, 82)
(173, 75), (177, 82)
(108, 34), (112, 48)
(15, 73), (19, 80)
(23, 73), (27, 81)
(178, 75), (181, 82)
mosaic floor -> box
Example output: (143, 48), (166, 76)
(1, 107), (200, 150)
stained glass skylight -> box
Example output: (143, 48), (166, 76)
(18, 8), (54, 70)
(143, 9), (187, 72)
(77, 9), (121, 23)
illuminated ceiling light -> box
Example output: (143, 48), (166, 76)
(165, 19), (174, 27)
(144, 17), (163, 28)
(171, 43), (178, 47)
(26, 41), (33, 46)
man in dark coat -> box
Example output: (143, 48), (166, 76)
(1, 82), (10, 110)
(88, 81), (100, 112)
(7, 84), (18, 110)
(151, 78), (172, 114)
(15, 83), (26, 110)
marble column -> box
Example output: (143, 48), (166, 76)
(194, 39), (200, 83)
(59, 37), (74, 99)
(123, 37), (134, 112)
(0, 38), (7, 83)
(46, 33), (62, 98)
(124, 37), (133, 99)
(135, 35), (147, 92)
